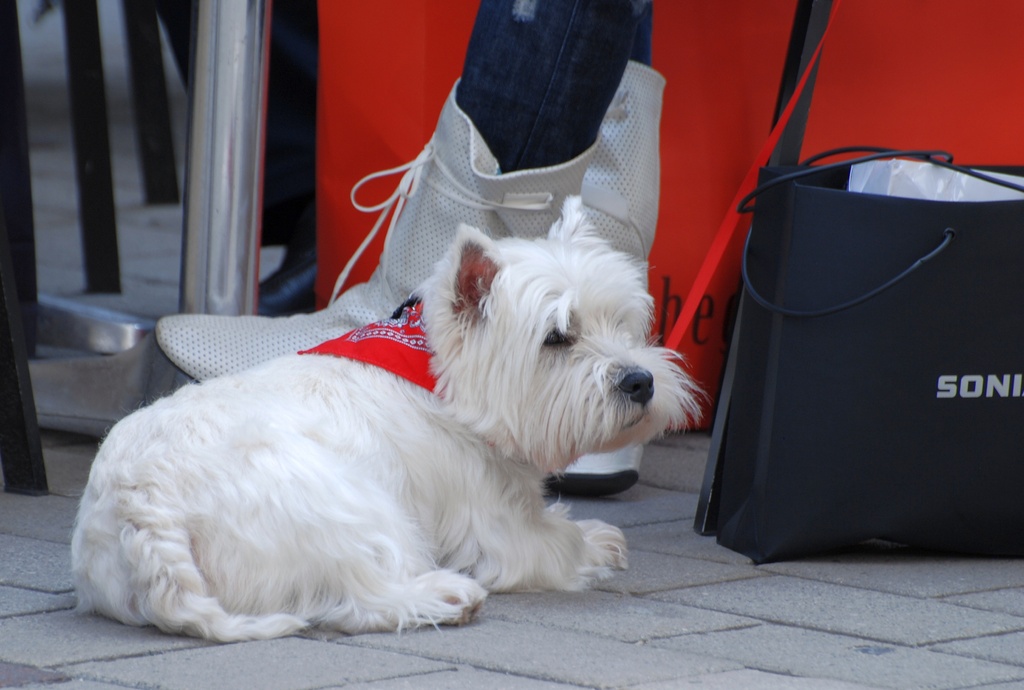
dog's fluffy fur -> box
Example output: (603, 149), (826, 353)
(71, 198), (701, 641)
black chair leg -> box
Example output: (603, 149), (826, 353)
(0, 0), (47, 495)
(0, 191), (48, 496)
(62, 0), (121, 294)
(121, 0), (180, 205)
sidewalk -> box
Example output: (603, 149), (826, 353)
(6, 3), (1024, 689)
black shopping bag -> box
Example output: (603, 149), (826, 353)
(704, 150), (1024, 564)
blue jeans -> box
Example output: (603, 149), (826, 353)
(457, 0), (653, 173)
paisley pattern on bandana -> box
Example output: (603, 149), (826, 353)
(299, 303), (437, 391)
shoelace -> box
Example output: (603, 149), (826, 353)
(329, 140), (555, 304)
(329, 145), (434, 304)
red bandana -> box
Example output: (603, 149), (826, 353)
(298, 303), (437, 391)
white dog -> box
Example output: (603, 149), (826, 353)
(71, 197), (701, 641)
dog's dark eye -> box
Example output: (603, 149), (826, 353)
(543, 330), (570, 347)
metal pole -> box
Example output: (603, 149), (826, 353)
(179, 0), (272, 315)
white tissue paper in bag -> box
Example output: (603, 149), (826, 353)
(849, 158), (1024, 202)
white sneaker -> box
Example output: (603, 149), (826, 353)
(547, 445), (643, 497)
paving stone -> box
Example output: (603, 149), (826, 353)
(638, 432), (711, 494)
(0, 610), (207, 666)
(931, 630), (1024, 666)
(0, 491), (79, 544)
(0, 660), (66, 687)
(555, 484), (698, 529)
(622, 520), (755, 566)
(649, 575), (1024, 646)
(0, 585), (75, 617)
(17, 679), (136, 683)
(336, 666), (577, 689)
(0, 534), (72, 592)
(652, 624), (1024, 689)
(343, 619), (740, 688)
(943, 587), (1024, 617)
(630, 668), (886, 689)
(41, 444), (96, 498)
(595, 548), (762, 595)
(62, 638), (452, 690)
(761, 546), (1024, 597)
(482, 590), (757, 643)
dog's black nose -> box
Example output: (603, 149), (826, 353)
(617, 368), (654, 405)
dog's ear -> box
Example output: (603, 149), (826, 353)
(452, 225), (500, 317)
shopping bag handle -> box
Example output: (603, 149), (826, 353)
(741, 226), (956, 319)
(798, 145), (946, 166)
(737, 147), (1024, 317)
(738, 147), (1024, 213)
